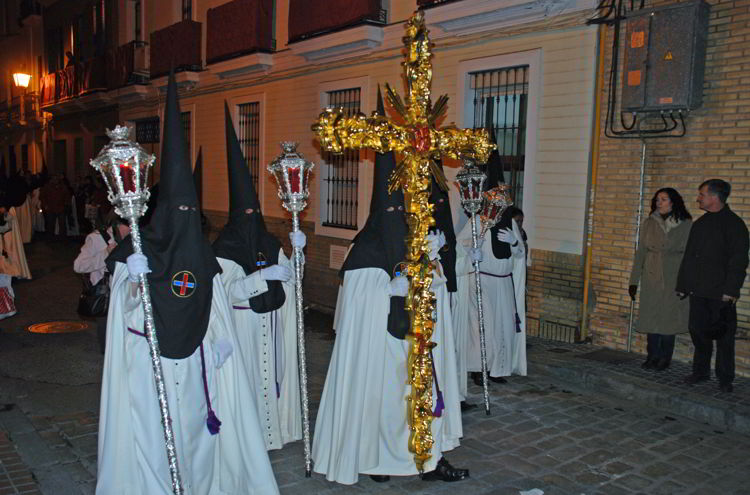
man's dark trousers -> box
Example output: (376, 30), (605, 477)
(689, 295), (736, 384)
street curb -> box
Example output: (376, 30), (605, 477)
(530, 360), (750, 435)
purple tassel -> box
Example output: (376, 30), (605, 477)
(206, 410), (221, 435)
(276, 382), (281, 399)
(433, 391), (445, 417)
(515, 314), (522, 333)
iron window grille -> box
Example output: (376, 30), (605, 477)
(182, 0), (192, 20)
(237, 102), (261, 193)
(322, 87), (361, 230)
(470, 65), (529, 208)
(181, 111), (191, 161)
(135, 117), (160, 144)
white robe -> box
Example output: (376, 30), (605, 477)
(96, 264), (279, 495)
(312, 265), (462, 485)
(1, 209), (31, 279)
(17, 195), (32, 243)
(453, 218), (526, 398)
(217, 252), (302, 451)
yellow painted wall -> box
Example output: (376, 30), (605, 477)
(117, 6), (596, 255)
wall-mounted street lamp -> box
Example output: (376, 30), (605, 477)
(13, 72), (31, 89)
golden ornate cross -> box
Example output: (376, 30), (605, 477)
(312, 11), (493, 471)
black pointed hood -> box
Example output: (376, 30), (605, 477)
(340, 84), (408, 338)
(108, 71), (221, 359)
(429, 160), (457, 292)
(482, 97), (512, 259)
(193, 146), (203, 209)
(213, 102), (284, 313)
(193, 147), (208, 230)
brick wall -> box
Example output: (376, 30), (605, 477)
(588, 0), (750, 375)
(527, 249), (584, 342)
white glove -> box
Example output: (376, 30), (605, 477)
(426, 230), (446, 260)
(126, 253), (151, 282)
(260, 264), (292, 282)
(388, 276), (409, 297)
(496, 228), (518, 246)
(213, 338), (233, 369)
(289, 230), (307, 249)
(469, 247), (483, 263)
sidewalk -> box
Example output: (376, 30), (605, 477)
(527, 337), (750, 435)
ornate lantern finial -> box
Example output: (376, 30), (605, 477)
(480, 184), (514, 237)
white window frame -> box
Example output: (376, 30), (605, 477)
(228, 92), (266, 208)
(455, 49), (541, 248)
(314, 76), (371, 241)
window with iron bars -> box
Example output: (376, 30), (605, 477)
(135, 116), (160, 144)
(322, 88), (361, 230)
(181, 111), (191, 161)
(237, 102), (261, 193)
(470, 65), (528, 208)
(182, 0), (192, 20)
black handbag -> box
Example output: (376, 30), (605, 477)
(77, 274), (110, 317)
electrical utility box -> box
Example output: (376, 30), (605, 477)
(622, 0), (710, 112)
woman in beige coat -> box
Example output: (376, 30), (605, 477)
(629, 188), (692, 371)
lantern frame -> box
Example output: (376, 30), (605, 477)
(89, 125), (155, 220)
(456, 160), (487, 215)
(267, 142), (315, 214)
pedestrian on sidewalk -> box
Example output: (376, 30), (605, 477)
(629, 188), (692, 371)
(73, 211), (130, 353)
(676, 179), (749, 393)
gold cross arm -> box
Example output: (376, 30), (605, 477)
(312, 108), (411, 155)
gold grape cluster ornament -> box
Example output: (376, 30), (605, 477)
(312, 11), (494, 471)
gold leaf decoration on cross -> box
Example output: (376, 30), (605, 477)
(312, 11), (494, 471)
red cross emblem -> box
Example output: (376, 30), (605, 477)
(171, 271), (197, 298)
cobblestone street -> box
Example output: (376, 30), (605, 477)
(1, 239), (750, 494)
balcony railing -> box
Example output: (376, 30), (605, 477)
(40, 56), (108, 106)
(150, 20), (202, 79)
(107, 41), (149, 89)
(288, 0), (386, 43)
(0, 101), (8, 127)
(20, 0), (42, 19)
(207, 0), (274, 65)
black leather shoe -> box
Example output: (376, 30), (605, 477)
(369, 475), (390, 483)
(460, 401), (477, 412)
(422, 457), (469, 482)
(489, 376), (507, 384)
(470, 372), (484, 387)
(719, 382), (734, 393)
(641, 358), (655, 370)
(683, 374), (709, 385)
(654, 358), (670, 371)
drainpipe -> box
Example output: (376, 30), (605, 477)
(579, 25), (607, 342)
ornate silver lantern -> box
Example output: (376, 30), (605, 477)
(90, 125), (155, 219)
(456, 161), (486, 215)
(90, 125), (184, 495)
(267, 141), (314, 477)
(268, 141), (315, 214)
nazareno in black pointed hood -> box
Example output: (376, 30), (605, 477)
(212, 102), (285, 313)
(340, 85), (409, 339)
(482, 97), (512, 260)
(429, 160), (457, 292)
(108, 71), (221, 359)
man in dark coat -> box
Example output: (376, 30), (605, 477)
(676, 179), (749, 393)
